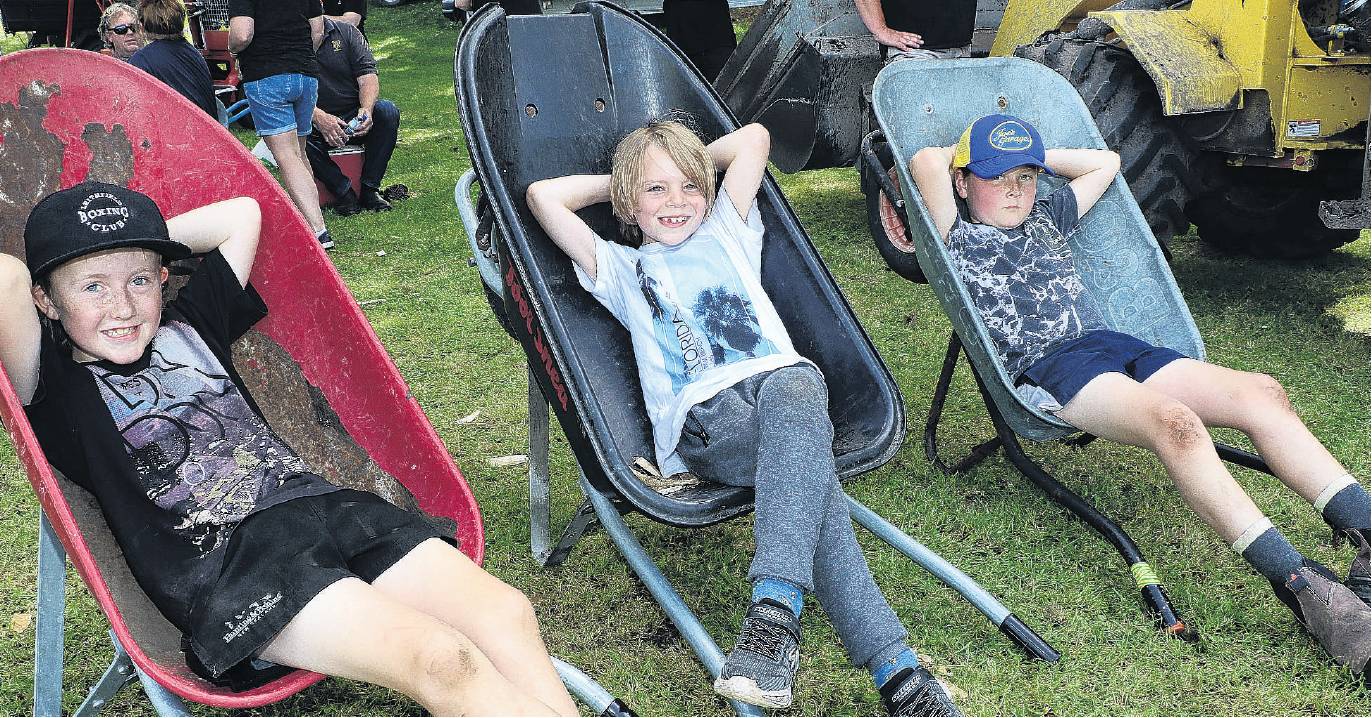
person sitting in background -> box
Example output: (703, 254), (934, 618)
(307, 17), (400, 215)
(130, 0), (217, 118)
(99, 3), (144, 62)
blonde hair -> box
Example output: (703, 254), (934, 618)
(137, 0), (187, 39)
(609, 120), (716, 242)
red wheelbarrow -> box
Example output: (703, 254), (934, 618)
(0, 48), (627, 716)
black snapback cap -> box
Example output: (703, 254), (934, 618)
(24, 181), (192, 279)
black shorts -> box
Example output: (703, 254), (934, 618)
(184, 489), (451, 687)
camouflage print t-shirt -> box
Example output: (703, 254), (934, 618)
(946, 186), (1108, 379)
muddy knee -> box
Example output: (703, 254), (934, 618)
(1246, 372), (1293, 414)
(409, 631), (481, 698)
(1149, 401), (1208, 455)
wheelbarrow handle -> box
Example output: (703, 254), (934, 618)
(859, 130), (905, 210)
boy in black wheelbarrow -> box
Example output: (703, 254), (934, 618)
(0, 183), (577, 715)
(910, 114), (1371, 677)
(528, 120), (962, 716)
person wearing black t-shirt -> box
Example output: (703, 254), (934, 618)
(228, 0), (335, 249)
(854, 0), (976, 61)
(308, 18), (399, 214)
(130, 0), (216, 118)
(323, 0), (366, 33)
(662, 0), (737, 80)
(3, 182), (580, 712)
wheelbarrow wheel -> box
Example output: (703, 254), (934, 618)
(860, 136), (927, 283)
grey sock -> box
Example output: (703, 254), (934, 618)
(1318, 480), (1371, 534)
(1233, 521), (1305, 585)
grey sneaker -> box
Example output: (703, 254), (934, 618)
(713, 599), (801, 708)
(1340, 528), (1370, 606)
(1286, 564), (1371, 675)
(879, 666), (963, 717)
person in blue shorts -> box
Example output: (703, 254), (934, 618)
(910, 114), (1371, 678)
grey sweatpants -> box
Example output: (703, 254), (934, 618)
(676, 365), (907, 667)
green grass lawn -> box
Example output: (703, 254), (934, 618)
(2, 6), (1370, 715)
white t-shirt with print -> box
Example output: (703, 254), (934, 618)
(575, 191), (810, 475)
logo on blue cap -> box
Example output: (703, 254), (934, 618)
(987, 121), (1034, 152)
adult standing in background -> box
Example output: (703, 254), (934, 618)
(131, 0), (217, 118)
(99, 3), (144, 62)
(854, 0), (976, 61)
(229, 0), (335, 249)
(323, 0), (368, 34)
(307, 17), (400, 214)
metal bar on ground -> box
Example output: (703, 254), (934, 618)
(35, 512), (66, 717)
(1214, 441), (1274, 476)
(552, 657), (636, 716)
(845, 496), (1060, 662)
(578, 476), (764, 717)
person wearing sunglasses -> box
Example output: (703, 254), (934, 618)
(99, 3), (144, 62)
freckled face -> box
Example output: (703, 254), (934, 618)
(956, 164), (1039, 230)
(633, 145), (708, 246)
(35, 248), (168, 365)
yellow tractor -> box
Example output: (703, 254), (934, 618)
(996, 0), (1370, 258)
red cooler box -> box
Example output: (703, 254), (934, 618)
(317, 146), (365, 206)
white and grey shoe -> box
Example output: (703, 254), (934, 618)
(713, 599), (801, 708)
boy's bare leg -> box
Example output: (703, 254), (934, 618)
(1054, 372), (1263, 543)
(258, 576), (559, 716)
(261, 132), (326, 234)
(371, 539), (579, 716)
(1141, 359), (1349, 503)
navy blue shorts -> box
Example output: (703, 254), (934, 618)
(1015, 330), (1186, 412)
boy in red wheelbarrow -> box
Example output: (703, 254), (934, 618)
(0, 182), (577, 715)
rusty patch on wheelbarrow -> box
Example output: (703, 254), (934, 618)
(0, 81), (66, 260)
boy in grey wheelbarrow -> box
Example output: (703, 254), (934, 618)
(909, 113), (1371, 678)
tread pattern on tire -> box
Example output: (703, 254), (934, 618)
(1016, 37), (1197, 249)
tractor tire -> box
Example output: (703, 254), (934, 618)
(1016, 36), (1197, 251)
(1185, 158), (1362, 260)
(859, 136), (927, 283)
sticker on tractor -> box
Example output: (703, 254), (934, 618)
(1286, 120), (1321, 138)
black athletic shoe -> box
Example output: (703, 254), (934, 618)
(332, 189), (362, 216)
(316, 230), (335, 250)
(713, 599), (801, 708)
(361, 188), (393, 212)
(879, 666), (963, 717)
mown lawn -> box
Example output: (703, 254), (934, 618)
(1, 5), (1369, 715)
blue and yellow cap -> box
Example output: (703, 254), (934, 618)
(952, 114), (1055, 179)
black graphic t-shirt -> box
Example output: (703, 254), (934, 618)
(25, 250), (337, 632)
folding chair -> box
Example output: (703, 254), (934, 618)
(453, 5), (1058, 713)
(862, 56), (1280, 639)
(0, 48), (624, 716)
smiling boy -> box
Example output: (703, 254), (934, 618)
(910, 114), (1371, 677)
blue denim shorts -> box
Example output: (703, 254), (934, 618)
(243, 73), (318, 137)
(1015, 329), (1186, 412)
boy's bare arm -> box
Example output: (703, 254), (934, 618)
(707, 123), (770, 220)
(526, 175), (609, 281)
(1044, 148), (1120, 219)
(0, 254), (41, 404)
(910, 145), (959, 242)
(166, 197), (262, 288)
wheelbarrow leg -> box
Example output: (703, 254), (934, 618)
(845, 497), (1060, 662)
(578, 475), (763, 717)
(552, 657), (636, 716)
(73, 637), (137, 716)
(35, 512), (66, 717)
(528, 372), (598, 568)
(972, 371), (1195, 641)
(924, 334), (1002, 475)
